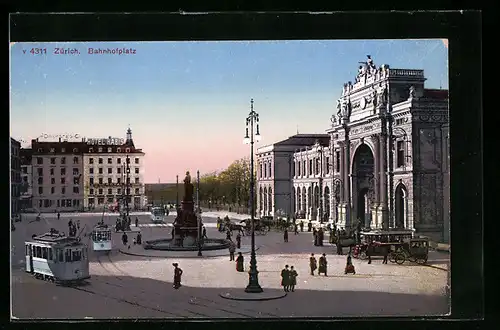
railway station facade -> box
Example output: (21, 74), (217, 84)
(256, 56), (450, 243)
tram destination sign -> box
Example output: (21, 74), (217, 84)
(86, 137), (124, 146)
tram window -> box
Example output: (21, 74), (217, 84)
(72, 250), (82, 262)
(65, 249), (72, 262)
(92, 232), (97, 241)
(35, 246), (42, 258)
(58, 249), (64, 262)
(42, 247), (48, 259)
(82, 248), (85, 260)
(48, 249), (53, 261)
(25, 245), (29, 256)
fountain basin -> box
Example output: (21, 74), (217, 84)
(144, 238), (230, 251)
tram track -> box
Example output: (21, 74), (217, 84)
(88, 251), (279, 318)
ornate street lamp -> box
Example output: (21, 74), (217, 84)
(243, 98), (263, 293)
(197, 170), (202, 257)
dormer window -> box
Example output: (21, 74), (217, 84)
(107, 147), (112, 153)
(73, 148), (78, 153)
(98, 147), (103, 152)
(89, 148), (94, 153)
(37, 148), (43, 152)
(61, 148), (66, 153)
(125, 148), (130, 153)
(117, 148), (121, 153)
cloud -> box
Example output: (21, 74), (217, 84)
(442, 39), (448, 48)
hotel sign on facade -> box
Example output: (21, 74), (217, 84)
(85, 137), (125, 146)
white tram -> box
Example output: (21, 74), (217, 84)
(150, 206), (166, 223)
(25, 230), (90, 284)
(91, 223), (112, 252)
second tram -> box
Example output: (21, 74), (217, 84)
(150, 206), (166, 223)
(91, 223), (113, 252)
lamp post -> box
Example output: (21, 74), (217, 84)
(176, 175), (179, 209)
(333, 178), (343, 224)
(197, 170), (202, 257)
(243, 98), (263, 293)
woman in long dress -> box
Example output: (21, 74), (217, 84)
(289, 266), (298, 292)
(236, 252), (244, 272)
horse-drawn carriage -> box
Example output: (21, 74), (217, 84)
(392, 238), (430, 265)
(239, 218), (269, 235)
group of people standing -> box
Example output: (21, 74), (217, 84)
(280, 265), (298, 292)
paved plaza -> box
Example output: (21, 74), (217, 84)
(11, 212), (450, 319)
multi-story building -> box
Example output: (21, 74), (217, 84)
(257, 56), (450, 243)
(82, 128), (146, 211)
(31, 139), (86, 212)
(11, 138), (21, 215)
(20, 148), (33, 211)
(256, 134), (329, 218)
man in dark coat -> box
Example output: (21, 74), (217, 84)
(135, 217), (139, 227)
(318, 228), (324, 246)
(318, 253), (328, 276)
(313, 228), (318, 246)
(236, 252), (244, 272)
(236, 233), (242, 249)
(284, 229), (289, 243)
(289, 266), (298, 292)
(309, 253), (317, 275)
(229, 241), (236, 261)
(307, 221), (312, 232)
(382, 245), (389, 264)
(122, 232), (128, 246)
(281, 265), (290, 292)
(202, 226), (207, 239)
(173, 263), (183, 289)
(300, 221), (304, 232)
(294, 223), (299, 235)
(367, 242), (372, 264)
(136, 232), (142, 245)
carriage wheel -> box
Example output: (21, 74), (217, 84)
(359, 251), (367, 260)
(395, 253), (406, 265)
(408, 256), (417, 263)
(389, 253), (396, 263)
(416, 256), (428, 265)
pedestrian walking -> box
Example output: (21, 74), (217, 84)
(382, 245), (389, 264)
(236, 252), (244, 272)
(318, 253), (328, 276)
(202, 226), (207, 239)
(57, 212), (60, 220)
(313, 227), (318, 246)
(300, 221), (304, 232)
(345, 253), (356, 274)
(229, 241), (236, 261)
(135, 217), (139, 227)
(236, 233), (241, 249)
(136, 232), (142, 245)
(122, 232), (128, 246)
(294, 223), (299, 235)
(367, 242), (372, 264)
(289, 266), (298, 292)
(281, 265), (290, 292)
(309, 253), (317, 275)
(307, 221), (312, 232)
(173, 263), (183, 289)
(284, 229), (289, 243)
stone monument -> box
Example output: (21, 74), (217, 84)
(172, 171), (202, 247)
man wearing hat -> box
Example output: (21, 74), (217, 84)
(318, 253), (328, 276)
(172, 263), (183, 289)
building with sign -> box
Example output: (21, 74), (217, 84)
(20, 148), (33, 211)
(82, 128), (146, 211)
(11, 138), (21, 214)
(31, 138), (86, 212)
(256, 56), (449, 243)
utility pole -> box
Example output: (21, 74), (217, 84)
(197, 170), (202, 256)
(176, 175), (179, 208)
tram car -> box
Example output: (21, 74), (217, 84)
(150, 206), (166, 223)
(91, 223), (113, 252)
(25, 229), (90, 285)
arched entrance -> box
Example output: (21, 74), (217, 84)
(263, 187), (268, 216)
(301, 187), (306, 214)
(259, 187), (263, 214)
(307, 186), (312, 218)
(313, 185), (320, 220)
(352, 143), (375, 228)
(324, 186), (330, 222)
(268, 188), (273, 216)
(395, 184), (407, 229)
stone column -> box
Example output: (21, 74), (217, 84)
(379, 134), (389, 229)
(370, 134), (380, 228)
